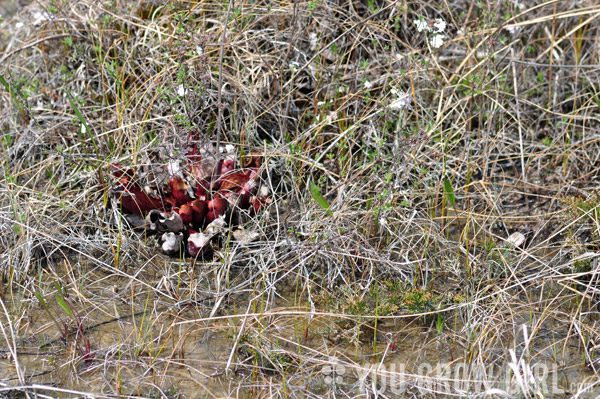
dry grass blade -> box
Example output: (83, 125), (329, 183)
(1, 0), (600, 397)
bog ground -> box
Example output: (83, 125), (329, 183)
(1, 0), (600, 398)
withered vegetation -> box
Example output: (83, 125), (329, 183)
(1, 0), (600, 397)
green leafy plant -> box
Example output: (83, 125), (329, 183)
(309, 181), (333, 217)
(0, 74), (30, 124)
(67, 90), (98, 154)
(443, 174), (456, 208)
(436, 313), (445, 334)
(35, 284), (94, 361)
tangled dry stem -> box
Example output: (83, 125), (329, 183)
(1, 0), (600, 397)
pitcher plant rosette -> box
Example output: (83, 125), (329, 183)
(110, 130), (271, 258)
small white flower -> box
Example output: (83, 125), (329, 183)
(289, 61), (301, 72)
(195, 45), (203, 56)
(363, 80), (373, 89)
(326, 111), (337, 124)
(430, 34), (446, 49)
(510, 0), (525, 9)
(32, 10), (52, 26)
(259, 185), (270, 197)
(309, 32), (318, 51)
(167, 160), (181, 177)
(505, 25), (521, 35)
(224, 144), (235, 154)
(389, 98), (409, 110)
(388, 90), (412, 110)
(317, 100), (327, 107)
(379, 217), (388, 227)
(15, 22), (24, 29)
(433, 18), (446, 33)
(80, 123), (87, 134)
(220, 144), (237, 160)
(413, 19), (430, 33)
(176, 84), (187, 97)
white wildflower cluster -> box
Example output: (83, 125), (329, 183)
(176, 84), (188, 97)
(504, 25), (521, 35)
(219, 144), (236, 155)
(32, 10), (53, 26)
(289, 61), (301, 73)
(510, 0), (525, 10)
(433, 19), (447, 33)
(414, 19), (429, 33)
(413, 17), (447, 49)
(430, 34), (445, 49)
(388, 88), (412, 111)
(413, 17), (446, 34)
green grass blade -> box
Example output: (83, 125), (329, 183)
(34, 292), (47, 307)
(0, 74), (29, 123)
(55, 294), (74, 318)
(309, 181), (333, 217)
(443, 175), (456, 208)
(67, 90), (98, 153)
(0, 75), (12, 94)
(55, 282), (63, 296)
(591, 90), (600, 110)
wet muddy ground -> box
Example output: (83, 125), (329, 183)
(1, 257), (599, 398)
